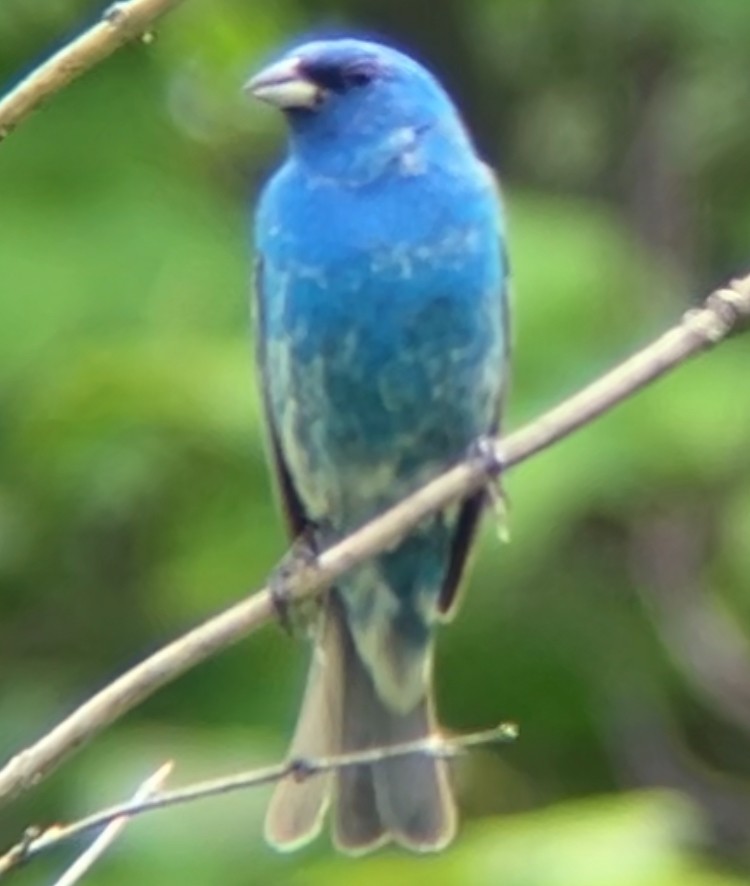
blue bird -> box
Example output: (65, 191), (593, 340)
(247, 37), (509, 853)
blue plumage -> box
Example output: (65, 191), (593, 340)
(248, 37), (508, 853)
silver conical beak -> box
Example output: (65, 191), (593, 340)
(245, 57), (322, 110)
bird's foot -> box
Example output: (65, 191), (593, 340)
(470, 435), (511, 543)
(269, 528), (322, 638)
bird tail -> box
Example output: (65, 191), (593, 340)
(264, 595), (456, 854)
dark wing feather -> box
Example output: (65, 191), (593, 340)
(253, 257), (309, 540)
(437, 491), (487, 617)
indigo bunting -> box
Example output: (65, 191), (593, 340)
(247, 37), (509, 853)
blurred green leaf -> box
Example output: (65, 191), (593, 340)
(299, 793), (742, 886)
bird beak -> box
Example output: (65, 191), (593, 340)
(245, 57), (322, 110)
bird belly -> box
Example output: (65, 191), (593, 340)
(265, 265), (502, 532)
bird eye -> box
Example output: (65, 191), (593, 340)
(344, 64), (375, 88)
(302, 59), (377, 93)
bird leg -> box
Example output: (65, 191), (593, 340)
(469, 435), (510, 543)
(269, 526), (323, 637)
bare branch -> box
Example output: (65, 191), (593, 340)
(50, 762), (173, 886)
(0, 0), (185, 140)
(0, 276), (747, 814)
(0, 726), (516, 877)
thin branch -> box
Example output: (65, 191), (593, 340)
(51, 762), (173, 886)
(0, 276), (747, 814)
(0, 725), (516, 877)
(0, 0), (185, 140)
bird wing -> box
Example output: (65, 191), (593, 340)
(438, 164), (511, 618)
(437, 492), (487, 617)
(253, 256), (310, 540)
(437, 289), (510, 617)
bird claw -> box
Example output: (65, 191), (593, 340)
(469, 435), (511, 543)
(489, 483), (511, 543)
(269, 529), (321, 637)
(469, 434), (503, 477)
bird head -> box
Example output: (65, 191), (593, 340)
(245, 38), (470, 179)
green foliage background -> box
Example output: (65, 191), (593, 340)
(1, 1), (750, 883)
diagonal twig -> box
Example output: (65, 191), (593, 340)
(0, 276), (747, 815)
(51, 761), (173, 886)
(0, 724), (516, 878)
(0, 0), (185, 140)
